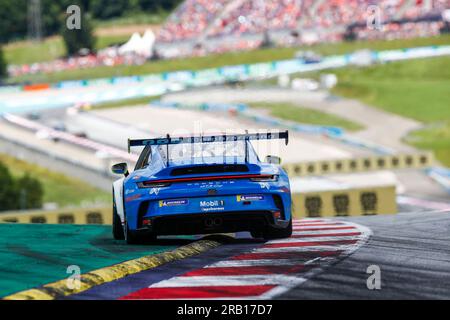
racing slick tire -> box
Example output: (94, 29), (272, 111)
(113, 201), (125, 240)
(124, 221), (157, 244)
(262, 218), (293, 240)
(125, 222), (141, 244)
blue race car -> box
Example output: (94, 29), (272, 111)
(111, 131), (292, 244)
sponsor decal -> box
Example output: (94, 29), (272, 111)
(125, 189), (136, 195)
(149, 188), (161, 195)
(159, 199), (189, 207)
(201, 207), (225, 212)
(200, 200), (225, 212)
(237, 195), (264, 202)
(259, 182), (270, 190)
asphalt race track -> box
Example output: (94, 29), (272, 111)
(70, 219), (371, 299)
(54, 207), (448, 300)
(280, 210), (450, 299)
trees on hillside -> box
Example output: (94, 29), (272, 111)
(0, 0), (183, 45)
(16, 174), (44, 210)
(0, 162), (17, 211)
(0, 46), (6, 80)
(0, 0), (27, 43)
(0, 162), (44, 212)
(61, 12), (96, 56)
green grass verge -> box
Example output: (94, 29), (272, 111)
(0, 153), (110, 207)
(91, 95), (161, 110)
(248, 102), (364, 131)
(329, 56), (450, 123)
(0, 224), (176, 297)
(4, 35), (130, 66)
(93, 12), (169, 28)
(404, 121), (450, 167)
(7, 34), (450, 84)
(312, 55), (450, 166)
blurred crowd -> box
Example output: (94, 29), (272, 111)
(354, 20), (445, 41)
(301, 0), (405, 30)
(8, 47), (148, 78)
(206, 0), (303, 37)
(157, 0), (449, 42)
(158, 0), (231, 42)
(8, 0), (450, 77)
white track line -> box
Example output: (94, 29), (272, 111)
(254, 244), (358, 253)
(293, 225), (355, 230)
(292, 229), (358, 235)
(149, 275), (306, 288)
(206, 259), (312, 267)
(267, 235), (361, 243)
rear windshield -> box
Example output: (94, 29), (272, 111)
(168, 141), (245, 161)
(136, 141), (259, 169)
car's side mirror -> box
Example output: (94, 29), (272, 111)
(112, 163), (129, 177)
(265, 155), (281, 165)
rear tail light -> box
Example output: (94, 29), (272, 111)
(138, 182), (171, 188)
(273, 211), (282, 219)
(138, 174), (276, 187)
(142, 218), (152, 226)
(250, 175), (278, 182)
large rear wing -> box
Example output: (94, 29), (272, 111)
(127, 130), (289, 153)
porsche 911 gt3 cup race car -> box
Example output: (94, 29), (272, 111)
(111, 131), (292, 244)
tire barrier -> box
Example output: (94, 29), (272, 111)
(283, 152), (433, 177)
(291, 185), (397, 218)
(0, 207), (111, 225)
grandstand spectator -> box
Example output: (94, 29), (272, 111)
(7, 0), (450, 76)
(157, 0), (231, 42)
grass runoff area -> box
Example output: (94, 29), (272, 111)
(4, 35), (130, 67)
(248, 102), (364, 131)
(5, 34), (450, 84)
(312, 54), (450, 166)
(0, 223), (176, 297)
(0, 153), (110, 208)
(91, 95), (161, 110)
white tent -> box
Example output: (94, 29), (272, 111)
(118, 30), (155, 58)
(140, 29), (156, 58)
(118, 32), (143, 55)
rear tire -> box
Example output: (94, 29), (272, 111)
(125, 221), (157, 244)
(112, 201), (125, 240)
(263, 218), (293, 240)
(250, 230), (263, 239)
(125, 222), (141, 244)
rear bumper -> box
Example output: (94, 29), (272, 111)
(137, 211), (289, 236)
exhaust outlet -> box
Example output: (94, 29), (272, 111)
(204, 218), (214, 227)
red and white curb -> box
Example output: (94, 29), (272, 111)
(121, 219), (372, 299)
